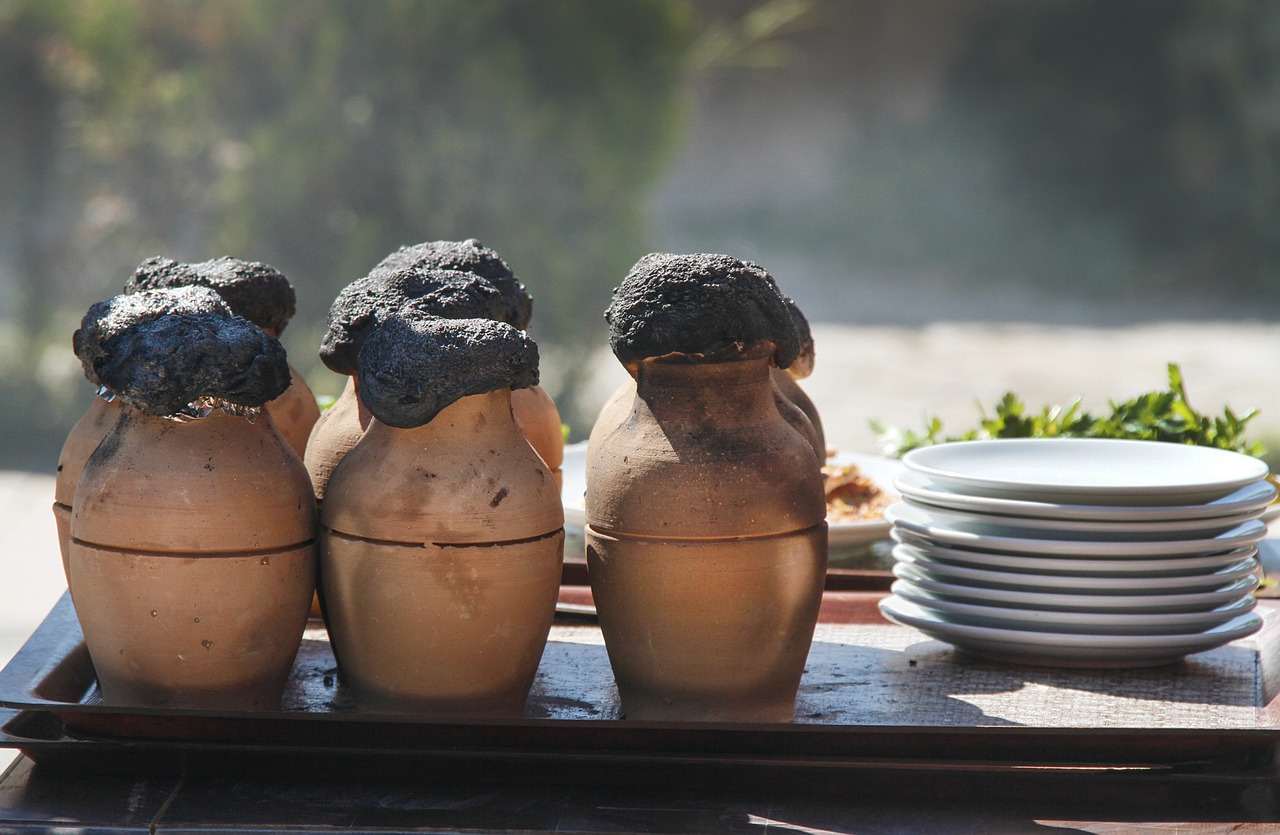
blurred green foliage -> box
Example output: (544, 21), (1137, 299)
(874, 363), (1266, 459)
(0, 0), (693, 333)
(0, 0), (696, 467)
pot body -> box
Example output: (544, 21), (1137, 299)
(304, 376), (371, 502)
(54, 395), (121, 580)
(321, 532), (563, 714)
(68, 407), (317, 710)
(511, 385), (564, 490)
(591, 375), (824, 467)
(585, 352), (827, 722)
(321, 389), (564, 715)
(772, 368), (826, 460)
(266, 363), (321, 461)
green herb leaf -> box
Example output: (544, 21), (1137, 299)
(873, 363), (1265, 460)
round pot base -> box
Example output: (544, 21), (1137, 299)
(585, 524), (827, 723)
(67, 541), (317, 710)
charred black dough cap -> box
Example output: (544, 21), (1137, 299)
(784, 296), (813, 351)
(84, 311), (290, 416)
(604, 253), (801, 368)
(319, 267), (510, 376)
(357, 315), (539, 429)
(370, 239), (532, 329)
(126, 256), (297, 335)
(73, 286), (231, 387)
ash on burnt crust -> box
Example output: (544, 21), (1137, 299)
(371, 239), (532, 329)
(86, 312), (290, 416)
(357, 316), (539, 428)
(73, 286), (231, 386)
(319, 267), (510, 376)
(604, 253), (800, 368)
(126, 256), (297, 335)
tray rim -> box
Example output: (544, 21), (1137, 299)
(4, 591), (1280, 772)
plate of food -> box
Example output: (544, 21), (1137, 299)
(559, 443), (902, 548)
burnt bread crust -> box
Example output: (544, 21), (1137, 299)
(94, 314), (289, 416)
(319, 267), (511, 376)
(127, 256), (297, 335)
(604, 253), (801, 368)
(783, 295), (816, 378)
(73, 286), (231, 387)
(370, 239), (532, 329)
(357, 315), (539, 429)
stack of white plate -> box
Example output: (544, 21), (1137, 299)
(878, 438), (1276, 668)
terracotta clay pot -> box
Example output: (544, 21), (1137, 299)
(772, 368), (826, 460)
(53, 394), (122, 580)
(267, 363), (321, 461)
(321, 389), (564, 715)
(304, 376), (372, 502)
(592, 374), (823, 466)
(586, 348), (827, 722)
(511, 384), (564, 489)
(68, 406), (317, 710)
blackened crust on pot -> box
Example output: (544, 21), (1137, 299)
(126, 256), (297, 335)
(319, 267), (509, 376)
(784, 296), (812, 351)
(358, 316), (539, 428)
(604, 253), (801, 368)
(371, 239), (532, 329)
(784, 295), (816, 377)
(73, 286), (231, 386)
(89, 312), (291, 416)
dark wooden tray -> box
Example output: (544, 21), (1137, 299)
(4, 567), (1280, 784)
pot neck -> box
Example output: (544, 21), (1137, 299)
(374, 389), (517, 441)
(117, 402), (266, 432)
(634, 354), (777, 418)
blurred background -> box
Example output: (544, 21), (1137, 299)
(2, 0), (1280, 469)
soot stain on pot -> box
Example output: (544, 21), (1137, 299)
(604, 253), (800, 369)
(89, 412), (127, 464)
(356, 315), (538, 429)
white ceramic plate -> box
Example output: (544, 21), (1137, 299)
(902, 439), (1270, 505)
(888, 498), (1263, 541)
(877, 594), (1264, 668)
(894, 470), (1278, 523)
(886, 502), (1268, 557)
(891, 561), (1260, 613)
(890, 579), (1257, 635)
(889, 530), (1259, 576)
(559, 442), (903, 547)
(560, 442), (589, 528)
(892, 544), (1260, 594)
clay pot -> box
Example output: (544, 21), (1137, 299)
(267, 363), (321, 461)
(511, 384), (564, 489)
(304, 376), (372, 502)
(772, 368), (826, 460)
(588, 380), (634, 456)
(53, 394), (122, 580)
(592, 374), (824, 466)
(68, 406), (317, 710)
(585, 347), (827, 722)
(321, 388), (564, 715)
